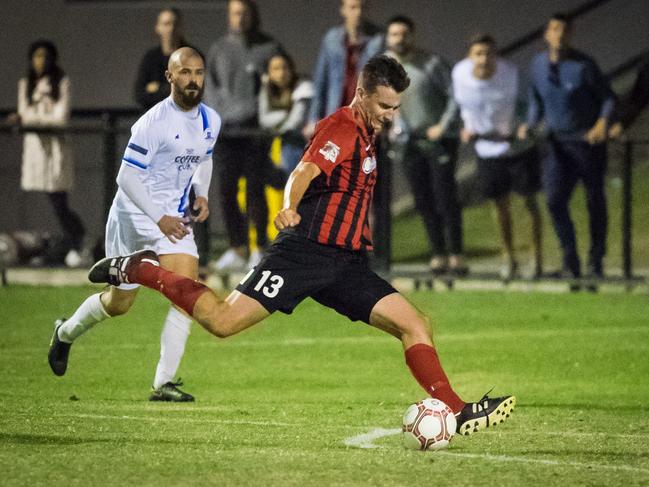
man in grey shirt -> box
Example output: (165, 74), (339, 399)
(385, 16), (465, 275)
(205, 0), (283, 271)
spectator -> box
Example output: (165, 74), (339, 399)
(609, 53), (649, 137)
(385, 16), (466, 275)
(453, 34), (543, 280)
(9, 39), (86, 268)
(304, 0), (383, 138)
(134, 8), (188, 111)
(259, 53), (313, 175)
(519, 13), (615, 279)
(206, 0), (283, 271)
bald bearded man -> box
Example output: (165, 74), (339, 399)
(48, 48), (222, 402)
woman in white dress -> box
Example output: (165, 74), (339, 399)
(13, 40), (85, 267)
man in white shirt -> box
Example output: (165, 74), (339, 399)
(452, 34), (543, 280)
(48, 47), (221, 401)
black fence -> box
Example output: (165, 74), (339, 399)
(0, 109), (647, 289)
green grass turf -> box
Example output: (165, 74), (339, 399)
(1, 285), (648, 486)
(392, 160), (649, 270)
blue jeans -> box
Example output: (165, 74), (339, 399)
(543, 139), (607, 275)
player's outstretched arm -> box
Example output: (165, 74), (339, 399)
(274, 161), (321, 230)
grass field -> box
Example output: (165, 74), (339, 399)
(1, 285), (648, 486)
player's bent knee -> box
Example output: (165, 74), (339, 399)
(103, 300), (133, 317)
(410, 313), (433, 336)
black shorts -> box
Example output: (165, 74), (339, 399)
(477, 146), (541, 200)
(235, 233), (397, 323)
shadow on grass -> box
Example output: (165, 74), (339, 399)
(0, 432), (184, 446)
(0, 432), (114, 445)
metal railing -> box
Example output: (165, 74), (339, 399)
(498, 0), (614, 56)
(0, 113), (647, 288)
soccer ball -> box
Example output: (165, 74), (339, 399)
(402, 398), (457, 451)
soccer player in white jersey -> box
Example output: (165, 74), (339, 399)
(452, 34), (543, 281)
(48, 47), (222, 402)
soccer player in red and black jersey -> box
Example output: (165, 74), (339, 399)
(81, 55), (516, 435)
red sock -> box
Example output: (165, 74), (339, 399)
(132, 262), (209, 316)
(405, 343), (465, 413)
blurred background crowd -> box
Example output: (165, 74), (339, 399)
(0, 0), (647, 283)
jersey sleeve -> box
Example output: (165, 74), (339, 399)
(202, 108), (222, 163)
(121, 116), (162, 170)
(302, 118), (355, 176)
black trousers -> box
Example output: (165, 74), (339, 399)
(48, 191), (85, 250)
(543, 139), (607, 274)
(215, 136), (271, 249)
(402, 138), (463, 256)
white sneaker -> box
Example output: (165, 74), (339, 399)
(64, 250), (83, 268)
(247, 249), (264, 269)
(212, 248), (246, 272)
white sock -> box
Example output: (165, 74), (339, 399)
(153, 307), (192, 389)
(58, 293), (111, 343)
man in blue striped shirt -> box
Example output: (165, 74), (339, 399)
(519, 13), (615, 280)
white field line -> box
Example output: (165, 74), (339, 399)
(434, 451), (649, 475)
(8, 410), (649, 474)
(8, 325), (649, 354)
(342, 428), (649, 475)
(45, 412), (649, 442)
(343, 427), (401, 448)
(57, 413), (296, 428)
(50, 412), (362, 431)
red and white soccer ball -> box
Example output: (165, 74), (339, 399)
(402, 398), (457, 451)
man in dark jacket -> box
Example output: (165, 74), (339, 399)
(519, 13), (615, 280)
(205, 0), (284, 272)
(134, 8), (188, 111)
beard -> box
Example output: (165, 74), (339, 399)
(177, 82), (204, 108)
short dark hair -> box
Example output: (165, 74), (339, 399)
(360, 55), (410, 94)
(386, 15), (415, 32)
(229, 0), (261, 32)
(467, 33), (497, 51)
(549, 12), (573, 29)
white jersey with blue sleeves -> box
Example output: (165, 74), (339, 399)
(115, 97), (221, 219)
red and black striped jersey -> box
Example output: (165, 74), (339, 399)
(293, 106), (378, 251)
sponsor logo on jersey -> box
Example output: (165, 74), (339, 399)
(362, 156), (377, 174)
(319, 140), (340, 163)
(174, 155), (201, 164)
(175, 153), (201, 171)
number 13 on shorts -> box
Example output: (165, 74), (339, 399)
(240, 269), (285, 298)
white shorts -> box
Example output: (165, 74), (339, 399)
(105, 207), (198, 290)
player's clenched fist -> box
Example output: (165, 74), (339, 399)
(191, 196), (210, 223)
(274, 208), (301, 230)
(158, 215), (190, 243)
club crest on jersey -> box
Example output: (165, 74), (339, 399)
(204, 128), (214, 140)
(362, 156), (377, 174)
(319, 140), (340, 163)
